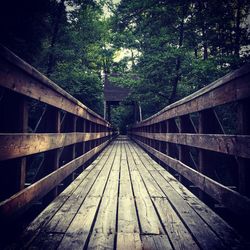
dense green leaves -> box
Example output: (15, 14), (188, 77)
(111, 0), (249, 122)
(0, 0), (249, 129)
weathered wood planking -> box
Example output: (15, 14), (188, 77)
(127, 143), (200, 250)
(88, 141), (121, 249)
(0, 138), (112, 220)
(0, 132), (110, 160)
(0, 45), (108, 127)
(118, 142), (139, 234)
(131, 141), (245, 249)
(8, 145), (111, 249)
(131, 146), (223, 249)
(125, 143), (164, 235)
(133, 132), (250, 159)
(133, 137), (250, 216)
(7, 137), (248, 250)
(133, 64), (250, 127)
(117, 233), (142, 250)
(26, 142), (116, 249)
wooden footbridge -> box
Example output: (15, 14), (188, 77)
(0, 45), (250, 249)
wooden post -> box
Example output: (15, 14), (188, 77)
(107, 103), (111, 122)
(0, 91), (28, 201)
(104, 101), (107, 120)
(198, 109), (222, 202)
(166, 120), (170, 156)
(198, 109), (222, 178)
(71, 116), (77, 180)
(168, 119), (179, 159)
(179, 115), (192, 165)
(237, 98), (250, 196)
(89, 121), (93, 150)
(43, 106), (60, 199)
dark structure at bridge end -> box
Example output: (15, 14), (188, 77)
(103, 74), (142, 123)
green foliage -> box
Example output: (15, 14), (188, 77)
(1, 0), (249, 131)
(111, 0), (250, 125)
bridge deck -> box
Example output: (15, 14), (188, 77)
(16, 136), (244, 249)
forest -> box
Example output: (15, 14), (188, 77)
(0, 0), (249, 131)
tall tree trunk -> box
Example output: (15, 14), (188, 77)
(169, 10), (185, 104)
(202, 25), (208, 60)
(235, 0), (242, 58)
(197, 0), (208, 60)
(47, 0), (65, 77)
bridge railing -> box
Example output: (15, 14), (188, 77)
(129, 64), (250, 217)
(0, 45), (114, 221)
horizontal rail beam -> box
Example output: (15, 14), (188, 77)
(132, 132), (250, 159)
(0, 132), (111, 161)
(134, 64), (250, 127)
(0, 138), (111, 220)
(133, 138), (250, 216)
(0, 45), (109, 127)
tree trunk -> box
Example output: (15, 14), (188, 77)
(47, 0), (65, 77)
(169, 10), (185, 104)
(235, 0), (242, 58)
(197, 0), (208, 60)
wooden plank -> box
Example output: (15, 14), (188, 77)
(88, 197), (117, 249)
(133, 138), (250, 216)
(133, 64), (250, 127)
(44, 142), (116, 247)
(7, 140), (112, 250)
(152, 198), (199, 250)
(130, 143), (200, 249)
(118, 196), (139, 234)
(0, 45), (109, 127)
(117, 233), (142, 250)
(142, 235), (172, 250)
(0, 132), (110, 160)
(104, 170), (120, 198)
(0, 139), (111, 220)
(15, 171), (90, 248)
(119, 141), (134, 198)
(126, 142), (164, 235)
(133, 144), (242, 249)
(88, 143), (120, 250)
(135, 196), (164, 235)
(127, 144), (165, 198)
(158, 169), (245, 249)
(57, 196), (101, 250)
(132, 132), (250, 159)
(43, 172), (99, 233)
(88, 142), (117, 197)
(43, 144), (115, 233)
(27, 232), (64, 250)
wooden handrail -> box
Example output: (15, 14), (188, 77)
(0, 139), (111, 220)
(129, 64), (250, 216)
(133, 64), (250, 127)
(0, 46), (115, 222)
(0, 45), (109, 126)
(0, 132), (111, 161)
(132, 132), (250, 159)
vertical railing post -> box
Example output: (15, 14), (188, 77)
(43, 106), (60, 199)
(179, 115), (191, 165)
(89, 121), (93, 150)
(71, 116), (77, 181)
(0, 91), (28, 201)
(237, 98), (250, 196)
(166, 120), (170, 156)
(168, 118), (179, 159)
